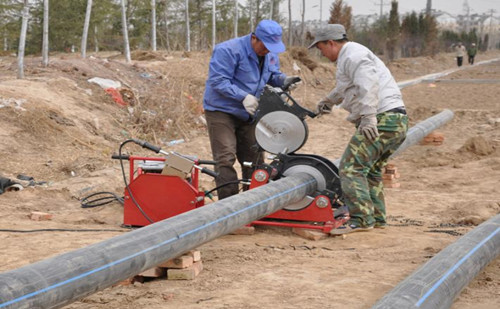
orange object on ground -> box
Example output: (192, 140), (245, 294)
(105, 88), (126, 107)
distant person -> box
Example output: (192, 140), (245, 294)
(468, 43), (477, 65)
(203, 20), (300, 200)
(455, 42), (466, 67)
(310, 24), (408, 235)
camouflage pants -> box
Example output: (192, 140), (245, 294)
(339, 112), (408, 227)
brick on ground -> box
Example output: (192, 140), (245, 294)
(292, 228), (327, 240)
(159, 255), (193, 269)
(29, 211), (53, 221)
(167, 261), (203, 280)
(185, 250), (201, 262)
(138, 267), (166, 278)
(230, 225), (255, 235)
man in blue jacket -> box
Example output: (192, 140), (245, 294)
(203, 20), (299, 199)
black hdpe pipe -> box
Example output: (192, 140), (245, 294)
(372, 214), (500, 309)
(0, 173), (316, 309)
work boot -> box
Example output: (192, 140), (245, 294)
(374, 222), (387, 229)
(330, 223), (373, 235)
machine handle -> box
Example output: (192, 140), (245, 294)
(132, 139), (162, 153)
(112, 154), (130, 160)
(200, 167), (219, 178)
(282, 76), (302, 92)
(198, 159), (217, 165)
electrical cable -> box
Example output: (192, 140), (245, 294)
(80, 192), (124, 208)
(119, 140), (155, 223)
(204, 179), (249, 196)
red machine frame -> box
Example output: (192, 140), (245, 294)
(248, 169), (347, 233)
(122, 156), (205, 227)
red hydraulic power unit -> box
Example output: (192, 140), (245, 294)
(122, 155), (206, 227)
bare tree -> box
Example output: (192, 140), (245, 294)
(151, 0), (157, 51)
(120, 0), (131, 62)
(42, 0), (49, 66)
(81, 0), (92, 58)
(288, 0), (291, 46)
(94, 25), (99, 52)
(300, 0), (305, 45)
(234, 0), (238, 38)
(248, 0), (254, 30)
(17, 0), (29, 79)
(163, 0), (171, 51)
(212, 0), (216, 48)
(185, 0), (190, 51)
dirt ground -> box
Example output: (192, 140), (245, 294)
(0, 49), (499, 309)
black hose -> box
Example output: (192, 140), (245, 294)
(119, 140), (154, 223)
(204, 179), (249, 196)
(80, 192), (124, 208)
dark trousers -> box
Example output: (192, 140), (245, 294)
(205, 111), (263, 199)
(468, 55), (475, 65)
(457, 56), (463, 67)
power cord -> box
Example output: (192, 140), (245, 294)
(81, 191), (124, 208)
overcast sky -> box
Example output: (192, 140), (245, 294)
(279, 0), (500, 21)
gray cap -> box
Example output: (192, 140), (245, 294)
(308, 24), (347, 49)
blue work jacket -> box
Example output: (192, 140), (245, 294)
(203, 34), (286, 121)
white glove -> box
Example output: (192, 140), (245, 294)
(243, 94), (259, 116)
(358, 115), (379, 142)
(283, 76), (302, 90)
(315, 97), (334, 116)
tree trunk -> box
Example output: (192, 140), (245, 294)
(163, 0), (171, 51)
(249, 0), (254, 31)
(94, 25), (99, 52)
(42, 0), (49, 66)
(151, 0), (157, 51)
(269, 0), (273, 19)
(234, 0), (238, 38)
(212, 0), (216, 49)
(185, 0), (190, 51)
(121, 0), (131, 62)
(300, 0), (305, 46)
(288, 0), (292, 46)
(255, 0), (260, 25)
(17, 0), (29, 79)
(81, 0), (92, 58)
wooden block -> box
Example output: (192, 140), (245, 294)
(167, 261), (203, 280)
(29, 211), (53, 221)
(139, 267), (166, 278)
(185, 250), (201, 262)
(230, 225), (255, 235)
(159, 255), (193, 269)
(394, 172), (401, 179)
(384, 182), (401, 188)
(292, 228), (327, 240)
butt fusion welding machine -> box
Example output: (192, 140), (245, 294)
(116, 79), (348, 233)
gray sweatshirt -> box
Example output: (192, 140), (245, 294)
(325, 42), (404, 123)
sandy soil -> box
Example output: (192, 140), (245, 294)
(0, 49), (499, 309)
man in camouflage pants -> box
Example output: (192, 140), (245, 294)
(309, 24), (408, 235)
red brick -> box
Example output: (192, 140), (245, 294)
(185, 250), (201, 262)
(167, 261), (203, 280)
(29, 211), (53, 221)
(382, 174), (395, 180)
(230, 225), (255, 235)
(384, 182), (401, 188)
(159, 255), (193, 269)
(139, 267), (166, 278)
(292, 228), (327, 240)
